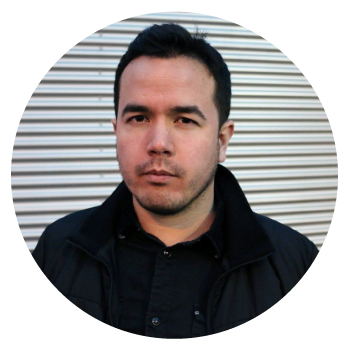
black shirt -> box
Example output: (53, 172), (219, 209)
(115, 188), (225, 338)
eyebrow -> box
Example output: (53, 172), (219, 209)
(120, 103), (207, 121)
(121, 104), (150, 117)
(170, 105), (207, 121)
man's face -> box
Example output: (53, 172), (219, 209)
(113, 56), (233, 215)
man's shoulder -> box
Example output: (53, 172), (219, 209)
(45, 206), (99, 239)
(254, 213), (306, 244)
(254, 212), (318, 270)
(32, 206), (101, 271)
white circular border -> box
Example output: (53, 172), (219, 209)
(2, 1), (349, 349)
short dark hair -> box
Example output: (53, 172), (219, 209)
(114, 23), (232, 128)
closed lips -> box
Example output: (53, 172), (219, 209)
(145, 170), (175, 176)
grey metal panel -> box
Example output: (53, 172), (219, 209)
(14, 200), (104, 213)
(253, 201), (336, 215)
(12, 12), (337, 251)
(246, 189), (337, 203)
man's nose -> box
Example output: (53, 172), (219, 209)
(146, 121), (175, 156)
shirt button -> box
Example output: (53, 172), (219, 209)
(151, 317), (160, 326)
(163, 250), (171, 258)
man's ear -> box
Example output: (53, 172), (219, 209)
(111, 118), (117, 135)
(218, 120), (234, 163)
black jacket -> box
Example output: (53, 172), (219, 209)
(32, 165), (318, 335)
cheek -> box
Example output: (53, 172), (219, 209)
(179, 138), (218, 167)
(117, 137), (138, 164)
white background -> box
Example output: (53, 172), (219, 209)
(1, 0), (349, 349)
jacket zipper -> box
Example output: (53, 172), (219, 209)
(206, 251), (274, 334)
(67, 239), (116, 327)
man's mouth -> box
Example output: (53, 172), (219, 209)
(144, 169), (175, 176)
(143, 169), (177, 183)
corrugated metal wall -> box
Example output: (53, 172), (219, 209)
(12, 12), (337, 251)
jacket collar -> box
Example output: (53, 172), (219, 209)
(215, 165), (275, 269)
(69, 164), (275, 270)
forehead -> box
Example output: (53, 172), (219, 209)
(118, 56), (215, 104)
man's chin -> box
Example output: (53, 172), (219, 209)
(134, 195), (190, 216)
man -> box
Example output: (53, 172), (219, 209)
(32, 23), (318, 338)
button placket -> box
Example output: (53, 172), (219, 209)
(145, 248), (177, 337)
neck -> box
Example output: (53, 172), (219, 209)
(133, 184), (216, 247)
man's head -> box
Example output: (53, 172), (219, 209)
(112, 24), (234, 216)
(114, 23), (232, 128)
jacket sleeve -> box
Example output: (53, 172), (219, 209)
(308, 240), (319, 267)
(31, 207), (97, 275)
(255, 213), (319, 292)
(272, 231), (319, 294)
(32, 227), (49, 271)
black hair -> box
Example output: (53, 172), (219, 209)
(113, 23), (231, 128)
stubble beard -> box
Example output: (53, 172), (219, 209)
(134, 162), (217, 216)
(117, 145), (220, 216)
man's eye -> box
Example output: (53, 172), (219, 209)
(176, 117), (197, 125)
(129, 115), (147, 123)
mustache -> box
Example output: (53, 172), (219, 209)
(135, 159), (186, 177)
